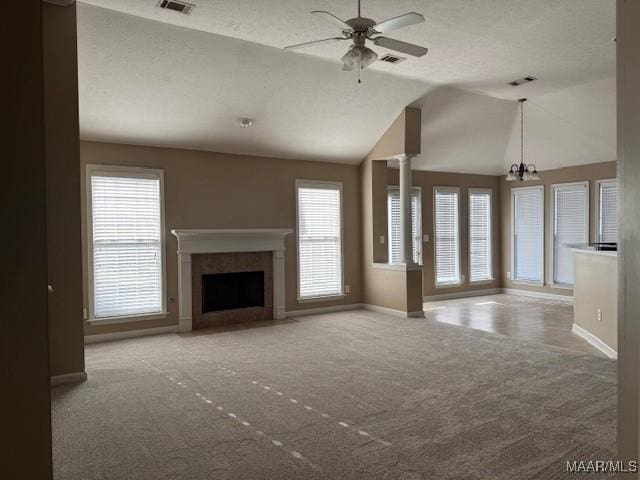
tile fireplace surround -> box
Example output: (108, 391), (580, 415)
(171, 229), (293, 332)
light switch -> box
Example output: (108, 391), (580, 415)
(380, 235), (385, 244)
(345, 285), (351, 294)
(423, 234), (429, 242)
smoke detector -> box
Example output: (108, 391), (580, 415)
(238, 118), (254, 129)
(157, 0), (195, 15)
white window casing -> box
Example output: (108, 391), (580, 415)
(434, 187), (461, 287)
(86, 165), (167, 322)
(296, 180), (344, 301)
(511, 185), (544, 284)
(469, 189), (493, 282)
(597, 179), (617, 243)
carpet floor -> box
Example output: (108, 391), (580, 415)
(52, 309), (617, 479)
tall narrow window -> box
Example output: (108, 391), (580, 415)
(469, 189), (492, 282)
(552, 182), (589, 285)
(388, 187), (422, 264)
(512, 186), (544, 284)
(434, 187), (460, 286)
(597, 179), (617, 243)
(87, 166), (165, 320)
(296, 181), (343, 300)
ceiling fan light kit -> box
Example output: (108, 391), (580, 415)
(284, 0), (428, 81)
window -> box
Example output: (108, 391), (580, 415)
(87, 165), (166, 320)
(434, 187), (460, 286)
(597, 179), (617, 243)
(296, 181), (343, 300)
(469, 189), (492, 282)
(552, 182), (589, 285)
(512, 186), (544, 284)
(387, 187), (422, 264)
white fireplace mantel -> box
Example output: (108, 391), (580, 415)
(171, 228), (293, 332)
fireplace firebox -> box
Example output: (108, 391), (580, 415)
(201, 271), (265, 313)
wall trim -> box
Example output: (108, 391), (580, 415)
(286, 303), (363, 317)
(502, 288), (574, 303)
(50, 371), (87, 387)
(572, 324), (617, 359)
(362, 304), (424, 318)
(85, 325), (178, 344)
(424, 288), (502, 302)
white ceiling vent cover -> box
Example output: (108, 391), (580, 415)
(379, 54), (407, 65)
(157, 0), (194, 14)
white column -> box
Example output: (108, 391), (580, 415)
(273, 249), (286, 319)
(177, 251), (192, 332)
(398, 155), (415, 265)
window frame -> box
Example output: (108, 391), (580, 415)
(433, 186), (462, 288)
(86, 164), (167, 324)
(511, 185), (545, 286)
(549, 181), (589, 287)
(595, 178), (617, 243)
(387, 186), (423, 265)
(468, 188), (493, 284)
(295, 179), (345, 303)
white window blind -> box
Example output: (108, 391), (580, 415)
(469, 190), (492, 282)
(598, 180), (617, 243)
(388, 187), (422, 264)
(296, 182), (343, 299)
(434, 187), (460, 285)
(512, 186), (544, 283)
(553, 183), (588, 285)
(89, 170), (164, 319)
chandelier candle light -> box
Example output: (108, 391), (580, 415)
(506, 98), (540, 182)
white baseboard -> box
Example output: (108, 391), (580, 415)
(424, 288), (502, 302)
(502, 288), (574, 303)
(286, 303), (363, 317)
(50, 371), (87, 387)
(362, 304), (423, 319)
(85, 325), (178, 344)
(572, 324), (617, 359)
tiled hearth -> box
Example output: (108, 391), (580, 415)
(191, 251), (273, 329)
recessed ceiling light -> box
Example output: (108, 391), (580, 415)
(238, 118), (254, 128)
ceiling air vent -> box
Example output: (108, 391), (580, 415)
(379, 54), (407, 65)
(157, 0), (194, 14)
(508, 76), (538, 87)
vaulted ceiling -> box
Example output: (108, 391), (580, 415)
(76, 0), (616, 173)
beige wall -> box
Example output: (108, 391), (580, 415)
(499, 161), (617, 296)
(573, 252), (617, 351)
(81, 141), (362, 336)
(361, 108), (424, 313)
(617, 0), (640, 468)
(389, 169), (502, 298)
(43, 3), (85, 377)
(2, 1), (52, 477)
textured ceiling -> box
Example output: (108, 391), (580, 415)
(77, 3), (430, 164)
(76, 1), (616, 172)
(79, 0), (615, 99)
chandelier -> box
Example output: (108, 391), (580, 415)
(506, 98), (539, 182)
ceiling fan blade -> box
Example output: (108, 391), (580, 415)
(284, 37), (348, 51)
(311, 11), (353, 31)
(372, 36), (428, 57)
(372, 12), (425, 34)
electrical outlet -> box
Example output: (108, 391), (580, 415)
(597, 308), (603, 322)
(379, 235), (385, 244)
(507, 271), (511, 279)
(83, 308), (88, 320)
(345, 285), (351, 294)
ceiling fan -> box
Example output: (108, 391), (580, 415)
(284, 0), (428, 73)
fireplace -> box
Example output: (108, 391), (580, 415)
(202, 271), (265, 313)
(171, 229), (292, 332)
